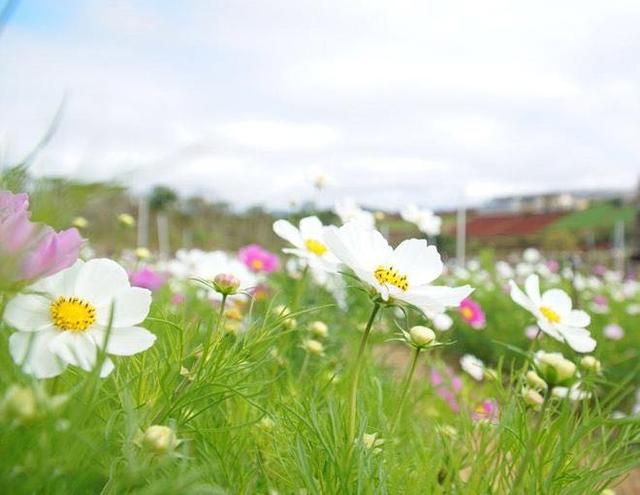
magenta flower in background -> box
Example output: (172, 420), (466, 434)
(1, 190), (83, 282)
(459, 297), (486, 329)
(129, 267), (166, 291)
(238, 244), (279, 273)
(472, 399), (499, 424)
(593, 264), (607, 277)
(546, 259), (560, 273)
(431, 367), (462, 412)
(170, 293), (185, 306)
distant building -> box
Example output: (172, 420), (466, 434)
(482, 190), (625, 215)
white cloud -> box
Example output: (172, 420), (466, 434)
(0, 0), (639, 211)
(214, 120), (339, 151)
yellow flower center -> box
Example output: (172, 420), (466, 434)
(539, 305), (561, 324)
(251, 259), (264, 270)
(305, 239), (328, 256)
(374, 265), (409, 291)
(461, 307), (474, 319)
(50, 296), (96, 332)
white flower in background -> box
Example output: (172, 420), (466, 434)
(164, 249), (256, 299)
(523, 248), (541, 264)
(324, 222), (472, 315)
(626, 304), (640, 316)
(3, 259), (155, 378)
(466, 259), (480, 272)
(495, 261), (514, 279)
(273, 216), (340, 273)
(515, 262), (535, 278)
(460, 354), (485, 381)
(551, 384), (591, 401)
(509, 274), (595, 353)
(431, 312), (453, 331)
(333, 198), (375, 229)
(603, 323), (624, 341)
(524, 324), (542, 340)
(400, 204), (442, 236)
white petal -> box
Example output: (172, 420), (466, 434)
(298, 216), (324, 239)
(30, 260), (84, 297)
(74, 258), (130, 306)
(392, 239), (443, 286)
(400, 284), (473, 315)
(9, 329), (66, 378)
(524, 274), (541, 306)
(559, 326), (597, 353)
(3, 294), (52, 332)
(48, 331), (98, 371)
(565, 310), (590, 328)
(90, 326), (156, 356)
(541, 289), (573, 317)
(99, 356), (115, 377)
(537, 318), (564, 341)
(509, 280), (536, 314)
(273, 220), (303, 249)
(96, 287), (151, 327)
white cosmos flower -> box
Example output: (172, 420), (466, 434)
(3, 259), (155, 379)
(323, 222), (472, 315)
(509, 274), (595, 353)
(400, 204), (442, 236)
(460, 354), (485, 381)
(333, 198), (375, 229)
(273, 216), (340, 272)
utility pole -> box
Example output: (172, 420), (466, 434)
(631, 177), (640, 272)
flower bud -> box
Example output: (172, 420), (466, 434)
(535, 351), (576, 385)
(409, 326), (436, 347)
(142, 425), (178, 454)
(522, 388), (545, 410)
(580, 355), (602, 373)
(213, 273), (241, 296)
(310, 320), (329, 338)
(72, 216), (89, 229)
(273, 305), (291, 317)
(258, 416), (275, 432)
(2, 386), (37, 423)
(303, 339), (324, 356)
(118, 213), (136, 227)
(135, 247), (151, 260)
(526, 370), (548, 390)
(362, 432), (384, 453)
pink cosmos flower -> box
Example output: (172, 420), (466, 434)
(431, 367), (462, 412)
(129, 267), (166, 291)
(593, 264), (607, 277)
(546, 259), (560, 273)
(1, 191), (83, 282)
(472, 399), (499, 424)
(238, 244), (279, 273)
(170, 293), (185, 306)
(459, 297), (486, 329)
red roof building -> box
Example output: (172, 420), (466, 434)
(464, 212), (566, 237)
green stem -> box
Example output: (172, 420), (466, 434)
(291, 265), (308, 310)
(347, 301), (381, 448)
(512, 396), (549, 491)
(151, 294), (227, 424)
(390, 346), (421, 435)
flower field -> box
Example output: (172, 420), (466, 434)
(1, 186), (639, 494)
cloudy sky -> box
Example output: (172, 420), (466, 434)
(1, 0), (639, 210)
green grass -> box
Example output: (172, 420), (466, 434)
(1, 264), (640, 494)
(547, 202), (634, 233)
